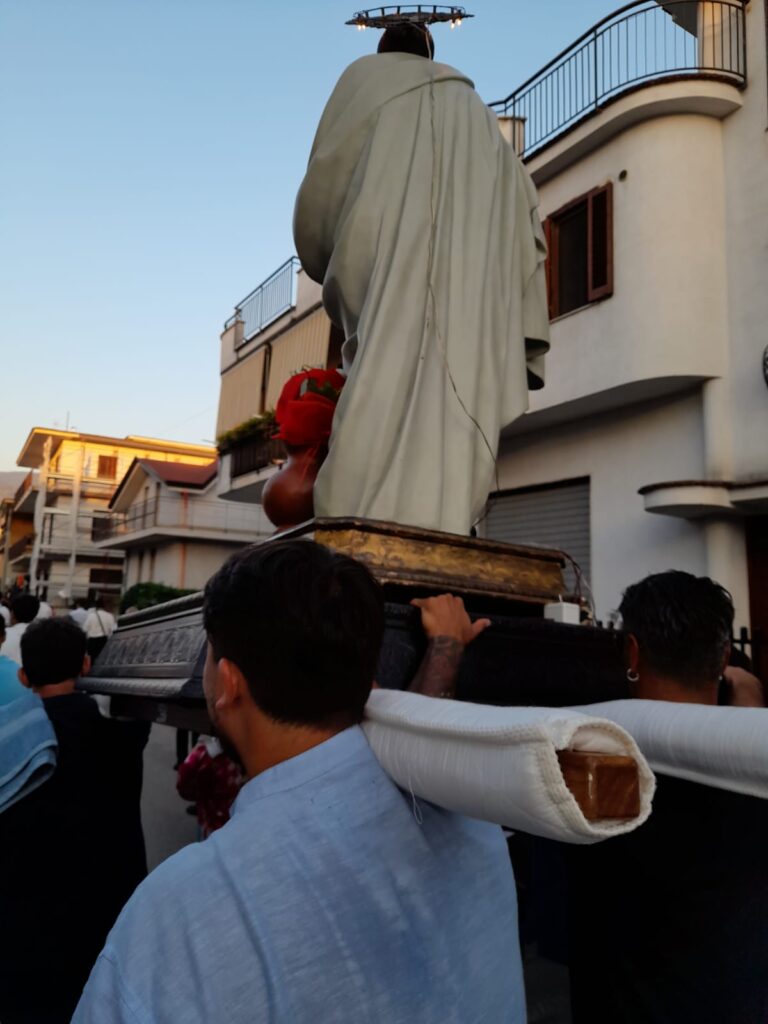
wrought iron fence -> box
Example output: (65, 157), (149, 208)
(231, 436), (286, 479)
(13, 471), (34, 508)
(491, 0), (746, 159)
(7, 533), (34, 562)
(225, 257), (300, 343)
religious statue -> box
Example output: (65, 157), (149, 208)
(293, 17), (550, 536)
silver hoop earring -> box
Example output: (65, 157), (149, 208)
(626, 669), (640, 684)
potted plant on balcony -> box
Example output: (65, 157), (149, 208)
(261, 368), (345, 531)
(216, 409), (278, 455)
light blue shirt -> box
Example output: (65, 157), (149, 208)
(74, 726), (525, 1023)
(0, 654), (25, 706)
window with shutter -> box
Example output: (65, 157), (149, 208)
(485, 478), (591, 594)
(544, 183), (613, 319)
(97, 455), (118, 480)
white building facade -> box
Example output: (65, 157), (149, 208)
(484, 0), (767, 674)
(98, 459), (269, 594)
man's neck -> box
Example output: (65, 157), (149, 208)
(635, 673), (718, 706)
(35, 679), (78, 700)
(242, 719), (349, 780)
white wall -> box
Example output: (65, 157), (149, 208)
(149, 541), (236, 591)
(720, 0), (768, 479)
(495, 391), (713, 620)
(531, 114), (729, 418)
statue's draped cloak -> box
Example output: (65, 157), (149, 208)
(294, 53), (549, 534)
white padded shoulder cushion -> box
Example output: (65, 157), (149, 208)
(572, 700), (768, 799)
(363, 690), (655, 845)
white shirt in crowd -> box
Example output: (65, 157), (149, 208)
(0, 605), (10, 627)
(0, 622), (29, 666)
(36, 601), (53, 620)
(69, 606), (89, 628)
(84, 608), (117, 639)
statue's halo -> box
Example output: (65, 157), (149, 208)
(346, 5), (474, 30)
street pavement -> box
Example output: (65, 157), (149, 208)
(141, 724), (198, 870)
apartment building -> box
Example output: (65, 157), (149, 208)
(4, 429), (216, 609)
(96, 457), (268, 593)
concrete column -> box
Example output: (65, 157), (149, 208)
(63, 445), (85, 602)
(701, 377), (734, 479)
(704, 517), (750, 630)
(29, 437), (52, 594)
(497, 115), (526, 156)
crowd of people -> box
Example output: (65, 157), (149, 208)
(0, 590), (117, 671)
(0, 543), (765, 1023)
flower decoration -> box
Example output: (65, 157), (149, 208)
(273, 368), (345, 448)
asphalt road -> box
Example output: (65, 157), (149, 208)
(141, 724), (198, 870)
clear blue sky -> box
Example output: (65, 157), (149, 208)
(0, 0), (616, 471)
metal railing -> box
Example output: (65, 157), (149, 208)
(491, 0), (746, 159)
(230, 436), (286, 479)
(102, 495), (267, 539)
(7, 533), (34, 562)
(225, 257), (300, 343)
(13, 471), (35, 508)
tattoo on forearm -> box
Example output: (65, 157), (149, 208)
(409, 636), (465, 698)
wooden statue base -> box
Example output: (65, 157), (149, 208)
(274, 516), (568, 612)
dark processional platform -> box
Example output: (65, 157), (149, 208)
(80, 518), (629, 730)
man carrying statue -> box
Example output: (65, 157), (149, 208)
(294, 20), (550, 535)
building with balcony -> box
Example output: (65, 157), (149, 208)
(216, 258), (343, 504)
(8, 428), (217, 609)
(484, 0), (767, 672)
(213, 1), (767, 672)
(97, 457), (269, 593)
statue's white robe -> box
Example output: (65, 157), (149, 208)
(294, 53), (549, 534)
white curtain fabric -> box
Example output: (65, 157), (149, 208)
(294, 53), (549, 535)
(363, 690), (655, 844)
(573, 700), (768, 799)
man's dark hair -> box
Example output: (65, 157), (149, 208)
(21, 618), (88, 688)
(11, 594), (40, 624)
(203, 540), (385, 728)
(619, 571), (734, 688)
(378, 22), (435, 59)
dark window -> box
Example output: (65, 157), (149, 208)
(89, 567), (123, 586)
(91, 516), (111, 542)
(261, 344), (272, 414)
(545, 183), (613, 319)
(97, 455), (118, 480)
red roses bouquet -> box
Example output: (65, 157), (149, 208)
(273, 368), (345, 448)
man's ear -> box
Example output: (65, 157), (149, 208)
(625, 633), (641, 675)
(17, 667), (31, 689)
(80, 654), (92, 678)
(721, 640), (732, 676)
(215, 657), (248, 713)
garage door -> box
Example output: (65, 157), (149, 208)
(485, 478), (591, 593)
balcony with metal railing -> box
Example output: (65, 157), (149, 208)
(7, 533), (34, 565)
(99, 494), (267, 546)
(13, 470), (37, 513)
(224, 257), (300, 344)
(491, 0), (746, 160)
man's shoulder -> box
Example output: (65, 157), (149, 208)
(118, 840), (216, 925)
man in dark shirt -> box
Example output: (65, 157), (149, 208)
(0, 617), (149, 1024)
(569, 572), (768, 1024)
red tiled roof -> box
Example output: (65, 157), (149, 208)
(138, 459), (218, 489)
